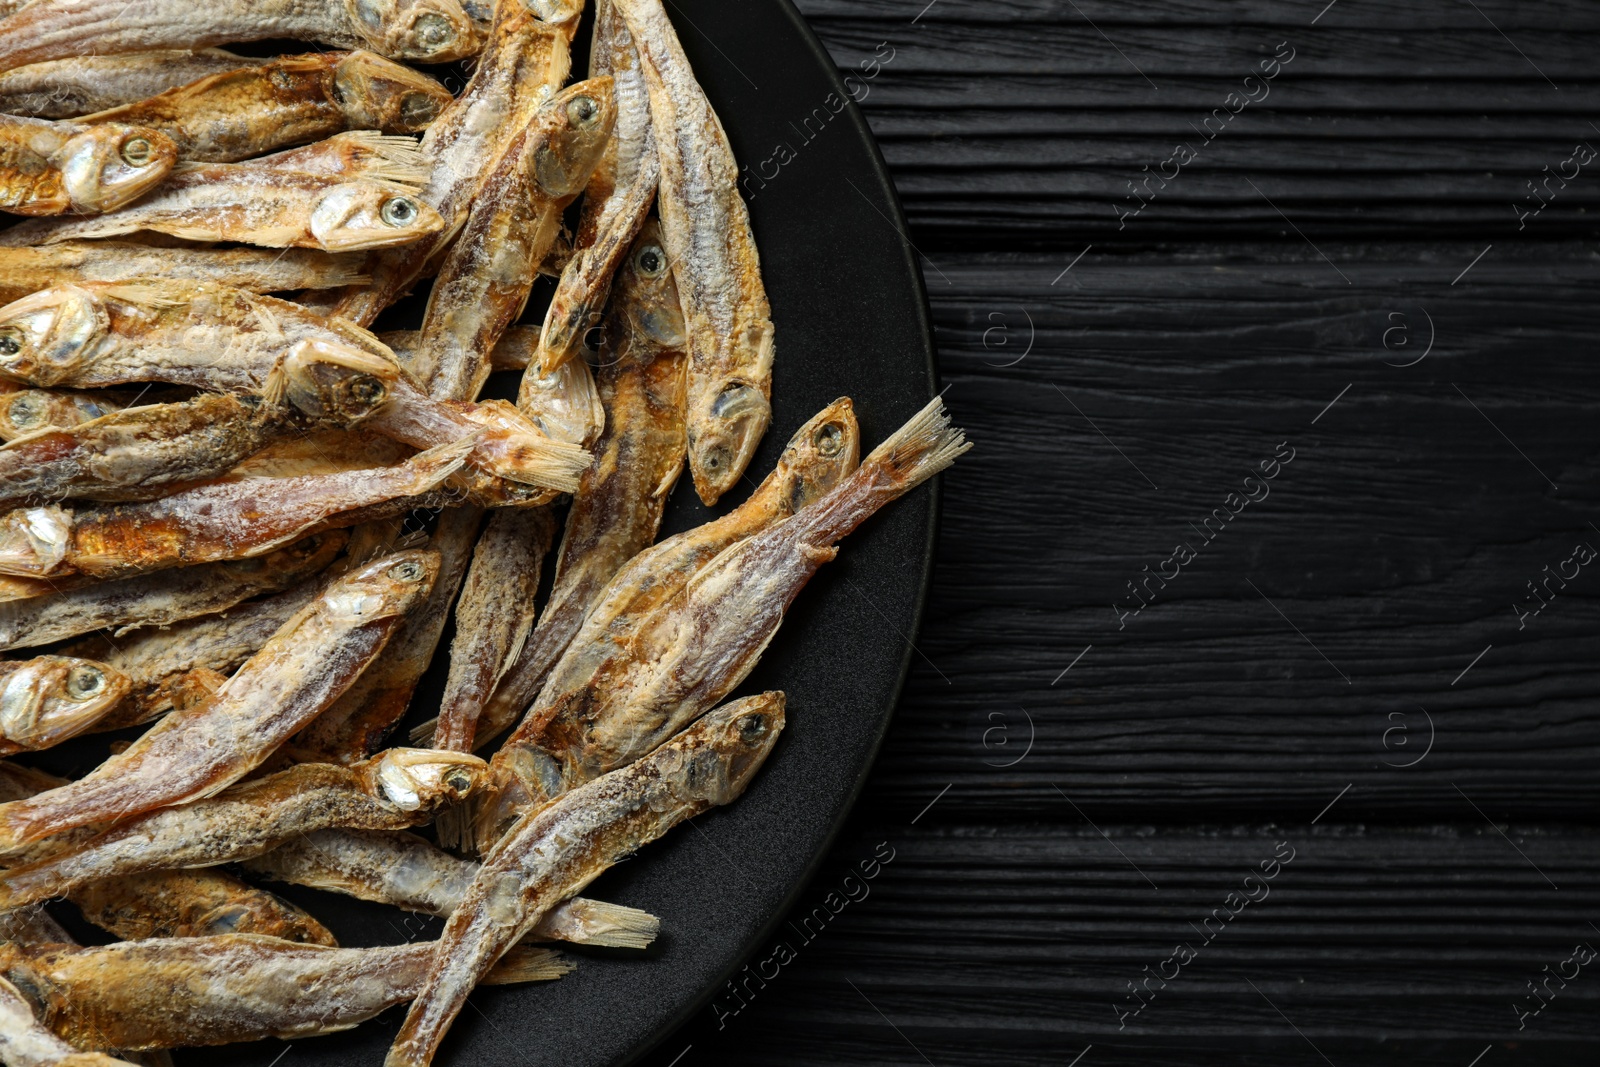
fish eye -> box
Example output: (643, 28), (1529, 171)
(119, 137), (154, 167)
(380, 197), (419, 227)
(414, 13), (455, 49)
(566, 94), (600, 129)
(444, 769), (473, 792)
(738, 713), (767, 741)
(347, 375), (387, 406)
(5, 394), (43, 427)
(400, 92), (440, 126)
(813, 422), (844, 456)
(635, 243), (666, 278)
(0, 329), (24, 357)
(388, 560), (424, 582)
(66, 666), (106, 700)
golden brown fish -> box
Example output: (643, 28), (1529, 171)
(381, 324), (540, 375)
(0, 242), (366, 307)
(0, 749), (487, 907)
(413, 77), (615, 401)
(617, 0), (775, 504)
(0, 935), (568, 1051)
(536, 0), (658, 373)
(0, 973), (140, 1067)
(0, 547), (434, 847)
(476, 400), (961, 848)
(388, 692), (785, 1067)
(0, 113), (176, 216)
(323, 6), (578, 326)
(0, 163), (441, 252)
(0, 392), (291, 511)
(0, 0), (481, 73)
(250, 130), (428, 185)
(0, 50), (256, 120)
(69, 869), (337, 946)
(466, 397), (858, 759)
(0, 437), (469, 580)
(0, 655), (129, 754)
(79, 51), (451, 162)
(242, 828), (660, 947)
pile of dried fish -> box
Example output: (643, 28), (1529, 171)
(0, 0), (968, 1062)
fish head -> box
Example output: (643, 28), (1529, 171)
(54, 123), (177, 215)
(347, 0), (479, 62)
(307, 181), (444, 252)
(672, 692), (787, 805)
(769, 397), (861, 515)
(0, 656), (131, 750)
(517, 357), (603, 448)
(229, 530), (350, 588)
(613, 219), (686, 350)
(0, 390), (82, 440)
(0, 286), (109, 386)
(333, 50), (454, 134)
(688, 377), (774, 506)
(531, 78), (617, 201)
(516, 0), (584, 22)
(371, 747), (488, 810)
(282, 337), (401, 426)
(0, 507), (69, 578)
(323, 548), (440, 622)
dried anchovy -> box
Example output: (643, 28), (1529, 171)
(0, 656), (130, 754)
(0, 50), (256, 120)
(0, 113), (176, 216)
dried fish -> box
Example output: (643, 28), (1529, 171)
(0, 281), (394, 391)
(477, 401), (961, 847)
(0, 392), (289, 511)
(242, 828), (659, 947)
(80, 51), (452, 162)
(0, 904), (72, 948)
(0, 388), (130, 442)
(0, 163), (442, 252)
(465, 397), (858, 758)
(616, 0), (775, 504)
(0, 749), (487, 907)
(0, 242), (366, 306)
(325, 8), (578, 326)
(0, 50), (256, 120)
(516, 352), (605, 449)
(288, 508), (479, 765)
(250, 130), (428, 185)
(431, 507), (555, 757)
(216, 428), (412, 483)
(413, 77), (615, 400)
(0, 974), (140, 1067)
(0, 0), (481, 73)
(536, 0), (658, 373)
(0, 437), (470, 580)
(0, 656), (129, 753)
(0, 935), (569, 1051)
(389, 692), (785, 1067)
(0, 113), (177, 216)
(381, 324), (538, 375)
(0, 547), (435, 846)
(69, 870), (337, 946)
(0, 530), (346, 651)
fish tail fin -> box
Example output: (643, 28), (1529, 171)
(408, 715), (439, 746)
(861, 395), (971, 491)
(559, 900), (660, 949)
(481, 946), (575, 985)
(432, 801), (470, 852)
(406, 433), (478, 489)
(340, 131), (430, 187)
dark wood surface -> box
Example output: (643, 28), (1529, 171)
(642, 1), (1600, 1064)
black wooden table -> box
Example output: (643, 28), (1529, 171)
(642, 2), (1600, 1063)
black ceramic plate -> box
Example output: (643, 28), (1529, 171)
(7, 1), (936, 1064)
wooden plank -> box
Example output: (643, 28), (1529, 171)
(834, 246), (1600, 821)
(643, 824), (1600, 1064)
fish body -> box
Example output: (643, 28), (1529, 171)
(326, 8), (577, 326)
(0, 0), (481, 73)
(0, 113), (176, 215)
(0, 655), (129, 754)
(0, 749), (487, 907)
(0, 548), (436, 846)
(0, 974), (139, 1067)
(616, 0), (775, 504)
(250, 130), (428, 185)
(0, 530), (346, 652)
(381, 324), (540, 375)
(0, 50), (256, 120)
(80, 51), (452, 162)
(1, 165), (441, 252)
(242, 828), (660, 947)
(388, 692), (785, 1067)
(414, 77), (615, 401)
(471, 397), (857, 776)
(0, 393), (288, 511)
(0, 934), (568, 1051)
(69, 869), (337, 946)
(0, 242), (367, 307)
(536, 0), (659, 373)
